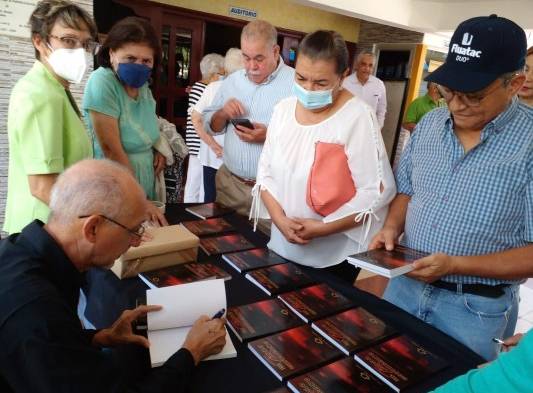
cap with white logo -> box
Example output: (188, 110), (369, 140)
(426, 14), (526, 93)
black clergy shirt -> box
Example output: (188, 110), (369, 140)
(0, 220), (195, 392)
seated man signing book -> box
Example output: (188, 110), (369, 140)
(0, 159), (226, 393)
(369, 15), (533, 361)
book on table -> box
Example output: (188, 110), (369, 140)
(353, 335), (448, 392)
(222, 247), (289, 273)
(346, 245), (429, 278)
(180, 217), (234, 237)
(199, 233), (256, 256)
(185, 202), (234, 219)
(287, 357), (393, 393)
(311, 307), (396, 355)
(245, 263), (316, 296)
(248, 325), (343, 381)
(146, 279), (236, 367)
(138, 262), (231, 289)
(226, 298), (304, 342)
(265, 388), (292, 393)
(278, 283), (356, 323)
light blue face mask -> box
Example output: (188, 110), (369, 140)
(293, 82), (333, 110)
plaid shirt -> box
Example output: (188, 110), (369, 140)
(397, 98), (533, 285)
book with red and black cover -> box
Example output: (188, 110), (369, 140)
(245, 263), (316, 296)
(278, 284), (356, 323)
(199, 233), (256, 256)
(185, 202), (234, 219)
(181, 217), (234, 237)
(138, 263), (231, 289)
(353, 335), (448, 392)
(311, 307), (396, 355)
(222, 248), (289, 273)
(248, 325), (343, 381)
(287, 357), (393, 393)
(346, 245), (428, 278)
(265, 388), (291, 393)
(226, 298), (304, 342)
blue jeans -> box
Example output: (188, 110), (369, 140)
(383, 276), (519, 361)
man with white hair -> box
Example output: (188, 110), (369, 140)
(0, 159), (226, 392)
(203, 20), (294, 216)
(342, 52), (387, 128)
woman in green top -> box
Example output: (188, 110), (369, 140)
(432, 330), (532, 393)
(83, 17), (166, 224)
(4, 0), (97, 234)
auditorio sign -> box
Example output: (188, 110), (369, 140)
(228, 6), (257, 19)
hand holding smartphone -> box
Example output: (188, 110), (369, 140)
(230, 118), (254, 129)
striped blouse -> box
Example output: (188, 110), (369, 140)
(185, 81), (207, 156)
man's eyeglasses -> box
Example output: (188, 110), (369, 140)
(49, 34), (100, 55)
(436, 75), (517, 107)
(78, 214), (145, 238)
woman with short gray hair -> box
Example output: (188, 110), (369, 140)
(191, 48), (244, 202)
(184, 53), (225, 202)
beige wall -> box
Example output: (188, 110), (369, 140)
(151, 0), (360, 42)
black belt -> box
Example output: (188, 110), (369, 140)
(430, 280), (509, 299)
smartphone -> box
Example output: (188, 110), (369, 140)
(230, 118), (254, 129)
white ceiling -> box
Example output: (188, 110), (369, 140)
(294, 0), (533, 32)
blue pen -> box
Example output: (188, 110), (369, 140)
(212, 308), (225, 319)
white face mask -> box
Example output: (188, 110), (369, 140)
(47, 46), (88, 84)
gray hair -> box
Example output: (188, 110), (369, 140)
(241, 20), (277, 48)
(356, 51), (376, 64)
(49, 159), (133, 224)
(224, 48), (244, 75)
(199, 53), (224, 79)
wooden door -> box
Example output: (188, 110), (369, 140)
(154, 15), (204, 130)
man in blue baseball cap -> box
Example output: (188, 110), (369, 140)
(370, 14), (533, 361)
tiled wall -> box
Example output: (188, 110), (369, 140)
(0, 0), (93, 233)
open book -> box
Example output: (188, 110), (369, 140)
(146, 279), (236, 367)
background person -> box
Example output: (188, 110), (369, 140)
(83, 17), (166, 224)
(183, 53), (225, 202)
(191, 48), (244, 203)
(518, 46), (533, 106)
(253, 30), (395, 281)
(402, 81), (443, 132)
(3, 0), (97, 234)
(0, 159), (226, 392)
(342, 52), (387, 129)
(203, 20), (295, 216)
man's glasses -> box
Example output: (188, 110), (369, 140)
(436, 75), (517, 107)
(78, 214), (145, 238)
(49, 34), (100, 55)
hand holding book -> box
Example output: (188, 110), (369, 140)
(406, 252), (455, 283)
(92, 304), (163, 348)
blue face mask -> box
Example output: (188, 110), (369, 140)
(293, 82), (333, 110)
(116, 62), (152, 88)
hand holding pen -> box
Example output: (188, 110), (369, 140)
(493, 333), (524, 352)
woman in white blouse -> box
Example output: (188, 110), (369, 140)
(252, 30), (396, 278)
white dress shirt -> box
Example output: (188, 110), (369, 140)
(342, 74), (387, 128)
(251, 96), (396, 268)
